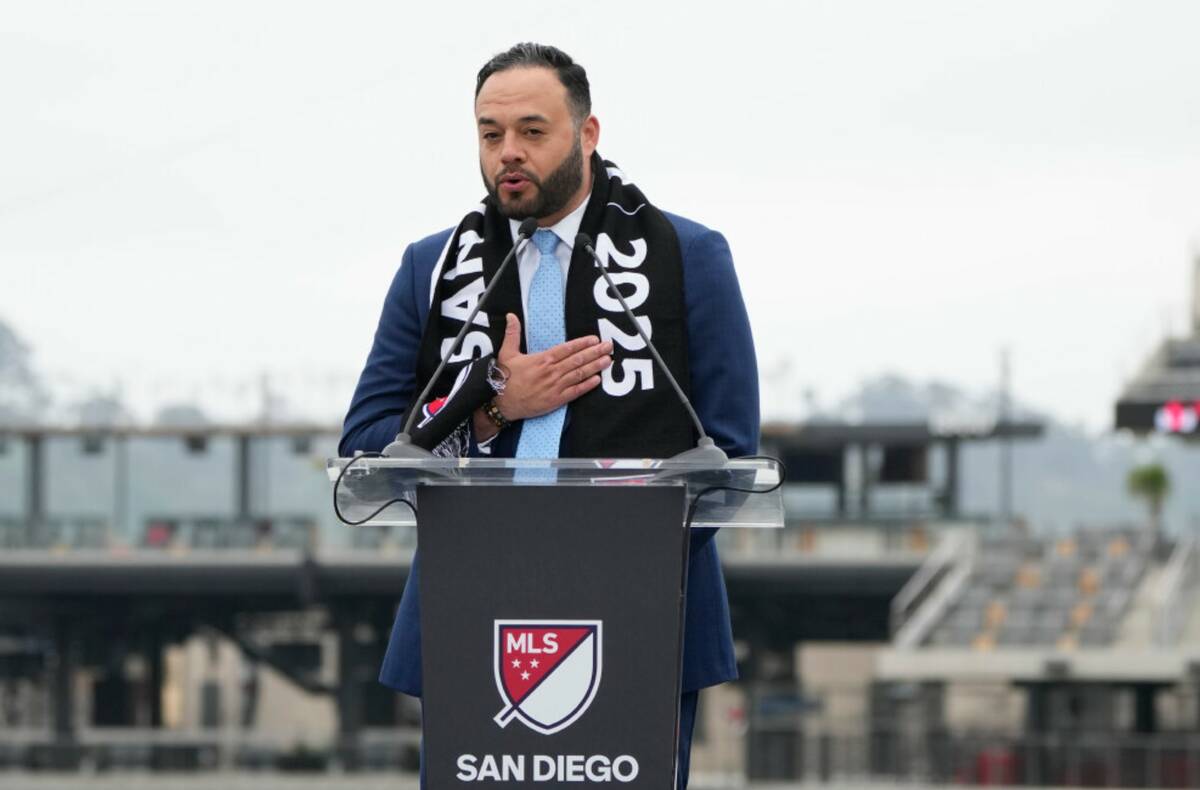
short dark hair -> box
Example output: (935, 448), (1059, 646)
(475, 43), (591, 124)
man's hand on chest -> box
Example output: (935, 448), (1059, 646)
(474, 312), (613, 440)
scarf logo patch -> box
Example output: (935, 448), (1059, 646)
(417, 364), (471, 429)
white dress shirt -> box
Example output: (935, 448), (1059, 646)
(508, 193), (590, 333)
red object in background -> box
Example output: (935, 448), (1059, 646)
(975, 747), (1016, 785)
(1159, 749), (1195, 788)
(144, 522), (174, 547)
(1155, 400), (1200, 433)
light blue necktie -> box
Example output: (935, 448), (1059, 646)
(515, 229), (566, 460)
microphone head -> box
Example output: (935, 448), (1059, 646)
(517, 217), (539, 238)
(575, 232), (593, 250)
(381, 433), (436, 459)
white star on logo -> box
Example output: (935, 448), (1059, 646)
(511, 659), (521, 668)
(530, 659), (540, 668)
(521, 671), (530, 681)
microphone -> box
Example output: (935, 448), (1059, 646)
(575, 232), (727, 465)
(383, 217), (539, 458)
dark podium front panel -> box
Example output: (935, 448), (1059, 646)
(419, 484), (688, 788)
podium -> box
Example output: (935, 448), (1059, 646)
(330, 456), (783, 788)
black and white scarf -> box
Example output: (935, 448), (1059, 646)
(406, 153), (695, 459)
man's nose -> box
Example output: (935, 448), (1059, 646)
(500, 131), (525, 166)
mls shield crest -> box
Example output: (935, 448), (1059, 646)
(493, 620), (602, 735)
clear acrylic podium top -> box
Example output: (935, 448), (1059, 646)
(327, 456), (784, 529)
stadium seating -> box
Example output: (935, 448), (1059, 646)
(922, 529), (1152, 649)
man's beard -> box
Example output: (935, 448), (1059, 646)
(484, 139), (584, 220)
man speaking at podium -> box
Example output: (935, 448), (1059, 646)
(340, 43), (758, 787)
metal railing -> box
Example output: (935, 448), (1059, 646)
(0, 515), (328, 552)
(801, 730), (1200, 788)
(890, 529), (974, 646)
(1153, 536), (1198, 647)
(0, 726), (421, 773)
(3, 513), (935, 560)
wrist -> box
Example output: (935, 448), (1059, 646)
(483, 397), (511, 429)
(492, 392), (527, 422)
(473, 408), (500, 441)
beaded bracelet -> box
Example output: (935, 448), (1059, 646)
(483, 399), (511, 430)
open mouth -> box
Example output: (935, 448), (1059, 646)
(498, 172), (532, 194)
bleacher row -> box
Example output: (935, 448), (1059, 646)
(927, 530), (1152, 649)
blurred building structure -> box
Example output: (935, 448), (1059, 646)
(1115, 254), (1200, 437)
(0, 417), (1044, 783)
(826, 269), (1200, 788)
(873, 526), (1200, 787)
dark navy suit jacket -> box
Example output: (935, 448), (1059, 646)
(339, 212), (759, 696)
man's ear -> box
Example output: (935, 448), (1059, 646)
(581, 115), (600, 157)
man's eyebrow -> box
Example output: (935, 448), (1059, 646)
(476, 114), (551, 126)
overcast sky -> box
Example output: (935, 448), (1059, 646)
(3, 0), (1199, 429)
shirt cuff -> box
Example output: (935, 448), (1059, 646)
(467, 410), (500, 456)
(475, 432), (497, 454)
